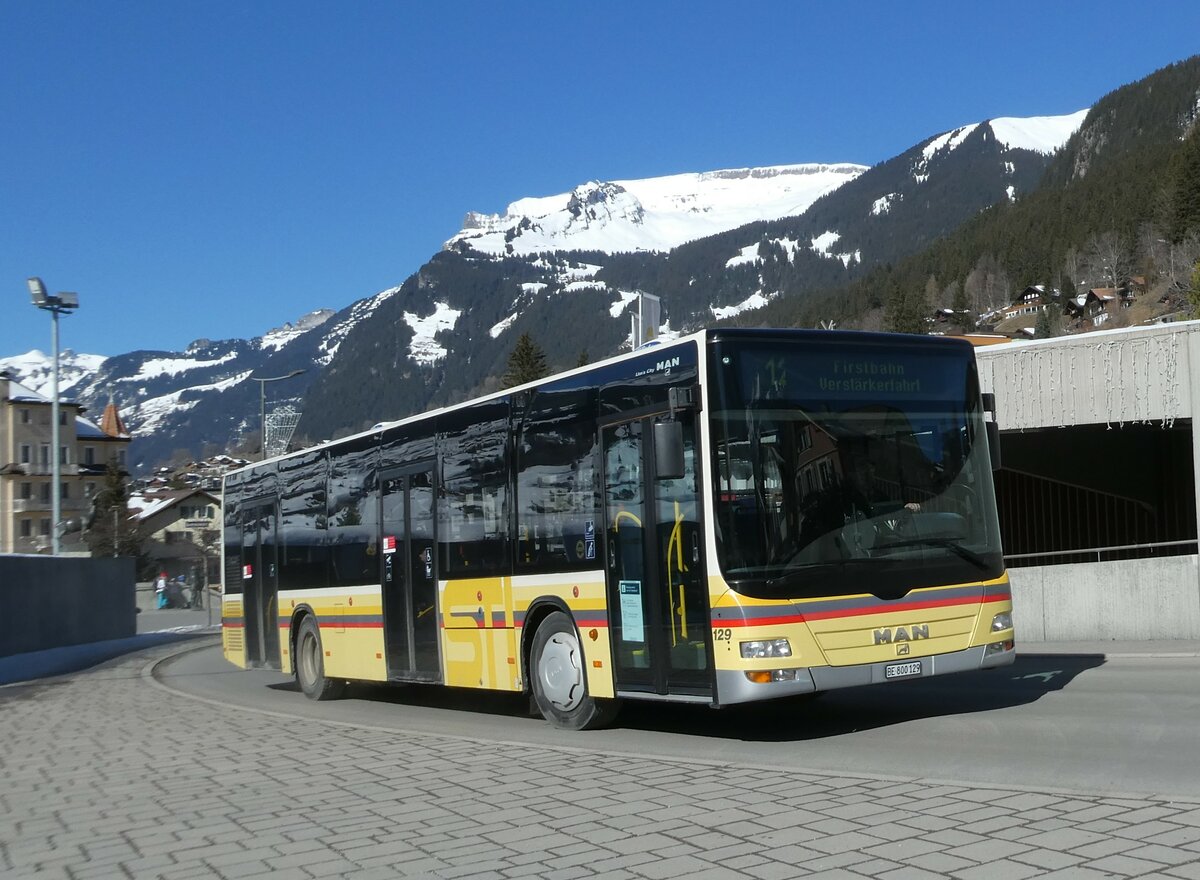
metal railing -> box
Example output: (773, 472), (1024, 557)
(1005, 539), (1198, 566)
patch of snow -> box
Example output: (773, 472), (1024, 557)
(912, 123), (979, 184)
(710, 291), (773, 320)
(610, 290), (639, 318)
(562, 281), (606, 294)
(133, 352), (238, 382)
(776, 237), (802, 262)
(989, 109), (1088, 154)
(404, 301), (462, 365)
(1006, 185), (1017, 201)
(520, 282), (548, 295)
(921, 123), (980, 162)
(489, 314), (518, 339)
(871, 194), (894, 216)
(132, 390), (200, 434)
(126, 371), (253, 434)
(726, 243), (761, 269)
(559, 263), (603, 280)
(811, 231), (841, 255)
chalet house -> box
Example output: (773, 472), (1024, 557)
(931, 307), (974, 327)
(0, 374), (131, 554)
(130, 488), (223, 586)
(998, 285), (1058, 322)
(1065, 288), (1127, 327)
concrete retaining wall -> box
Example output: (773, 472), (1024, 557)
(1009, 555), (1200, 641)
(0, 555), (137, 658)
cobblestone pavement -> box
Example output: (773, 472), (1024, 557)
(3, 640), (1200, 880)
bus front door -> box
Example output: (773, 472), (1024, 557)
(380, 465), (442, 682)
(240, 501), (280, 668)
(603, 415), (711, 698)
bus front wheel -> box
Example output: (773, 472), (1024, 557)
(530, 611), (618, 730)
(295, 616), (346, 701)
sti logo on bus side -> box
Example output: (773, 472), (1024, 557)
(873, 624), (930, 644)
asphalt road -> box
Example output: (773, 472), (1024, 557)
(161, 643), (1200, 800)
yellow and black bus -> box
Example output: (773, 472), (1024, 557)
(222, 328), (1014, 729)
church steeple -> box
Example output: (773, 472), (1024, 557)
(100, 391), (130, 439)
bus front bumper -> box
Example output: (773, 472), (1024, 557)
(714, 641), (1016, 706)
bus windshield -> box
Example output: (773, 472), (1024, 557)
(709, 334), (1004, 600)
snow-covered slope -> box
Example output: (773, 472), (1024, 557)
(0, 350), (108, 396)
(445, 163), (867, 257)
(989, 110), (1089, 153)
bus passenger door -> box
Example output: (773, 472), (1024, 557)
(380, 465), (442, 682)
(241, 501), (280, 668)
(602, 415), (711, 698)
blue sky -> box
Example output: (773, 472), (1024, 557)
(3, 1), (1199, 358)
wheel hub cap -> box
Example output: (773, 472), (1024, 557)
(539, 633), (583, 710)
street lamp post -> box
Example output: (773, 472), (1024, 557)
(27, 278), (80, 556)
(251, 370), (306, 460)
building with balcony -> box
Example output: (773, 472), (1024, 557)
(0, 371), (131, 554)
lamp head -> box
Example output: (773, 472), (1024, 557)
(28, 277), (48, 306)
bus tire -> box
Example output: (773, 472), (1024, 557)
(295, 616), (345, 701)
(530, 611), (618, 730)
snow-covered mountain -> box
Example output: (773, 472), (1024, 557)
(2, 305), (394, 470)
(446, 163), (868, 257)
(0, 350), (109, 397)
(0, 108), (1098, 470)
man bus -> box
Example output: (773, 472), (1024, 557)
(222, 328), (1014, 729)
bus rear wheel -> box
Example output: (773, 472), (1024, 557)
(530, 611), (617, 730)
(295, 616), (345, 701)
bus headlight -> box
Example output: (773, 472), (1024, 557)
(991, 612), (1013, 633)
(740, 638), (792, 659)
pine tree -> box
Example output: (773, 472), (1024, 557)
(1034, 304), (1061, 338)
(949, 282), (972, 330)
(503, 333), (550, 388)
(885, 284), (928, 335)
(86, 459), (141, 559)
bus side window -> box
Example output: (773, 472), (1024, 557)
(517, 385), (599, 573)
(439, 400), (509, 577)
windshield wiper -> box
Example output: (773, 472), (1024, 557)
(872, 537), (990, 569)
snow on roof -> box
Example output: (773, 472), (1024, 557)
(75, 415), (109, 439)
(129, 489), (217, 521)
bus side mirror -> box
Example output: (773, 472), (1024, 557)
(986, 421), (1001, 471)
(654, 420), (685, 480)
(981, 392), (1000, 471)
